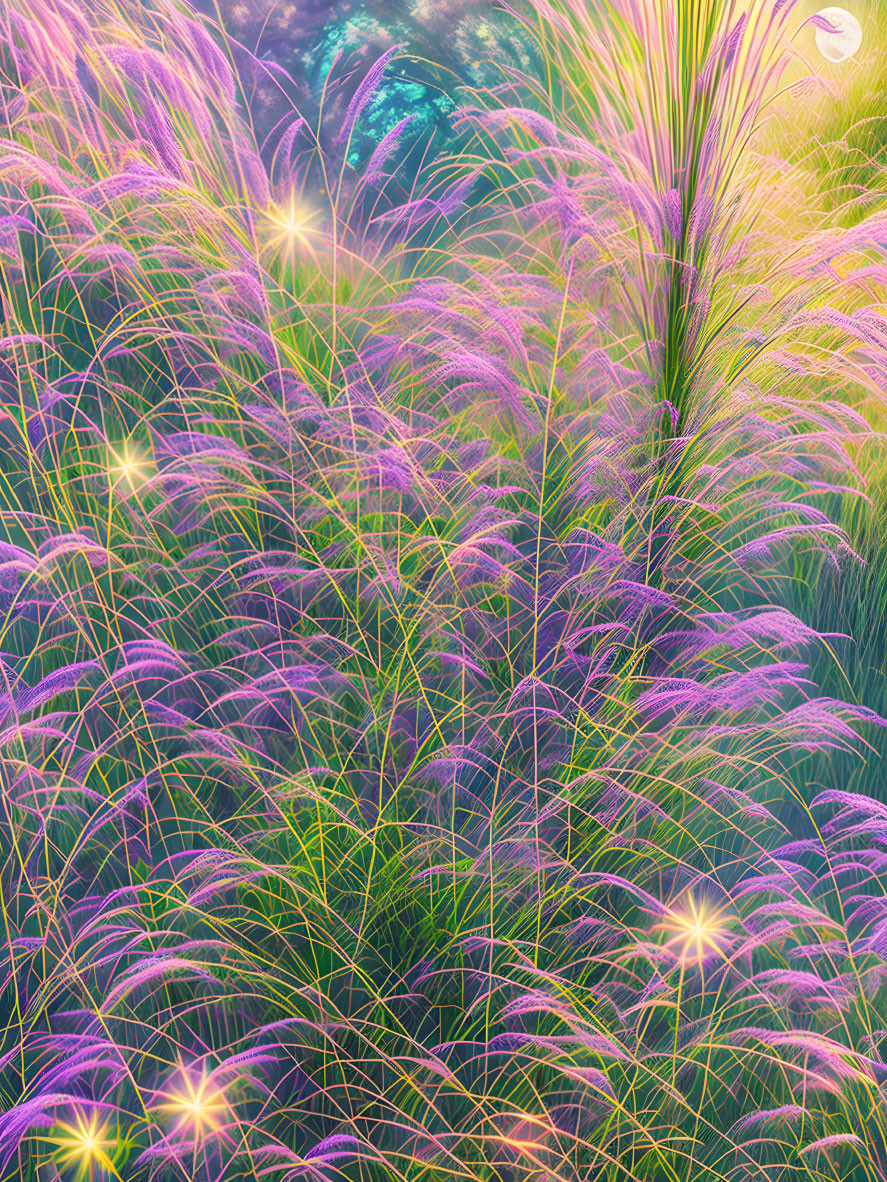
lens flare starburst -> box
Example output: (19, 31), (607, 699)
(264, 195), (321, 268)
(152, 1064), (228, 1141)
(107, 442), (145, 491)
(47, 1111), (118, 1180)
(654, 896), (733, 967)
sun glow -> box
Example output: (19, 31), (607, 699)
(107, 443), (144, 490)
(265, 196), (321, 267)
(48, 1111), (118, 1180)
(654, 896), (732, 966)
(814, 6), (862, 62)
(153, 1064), (227, 1140)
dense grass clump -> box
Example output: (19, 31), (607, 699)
(2, 1), (887, 1180)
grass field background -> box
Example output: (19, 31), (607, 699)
(2, 1), (887, 1180)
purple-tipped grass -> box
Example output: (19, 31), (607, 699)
(0, 1), (886, 1181)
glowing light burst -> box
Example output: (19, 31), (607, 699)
(654, 896), (733, 967)
(264, 196), (321, 268)
(47, 1111), (118, 1180)
(107, 443), (145, 491)
(152, 1064), (228, 1141)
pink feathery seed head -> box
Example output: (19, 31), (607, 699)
(234, 138), (270, 207)
(635, 662), (814, 721)
(730, 1105), (804, 1134)
(799, 1134), (864, 1155)
(184, 19), (235, 104)
(270, 114), (308, 183)
(564, 916), (622, 950)
(689, 190), (716, 242)
(743, 968), (853, 1007)
(686, 607), (825, 654)
(304, 1134), (365, 1162)
(337, 45), (400, 144)
(363, 113), (418, 189)
(0, 1094), (76, 1167)
(137, 97), (185, 179)
(468, 105), (564, 148)
(663, 188), (682, 240)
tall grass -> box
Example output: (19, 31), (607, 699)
(776, 0), (887, 805)
(787, 0), (887, 223)
(0, 1), (887, 1180)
